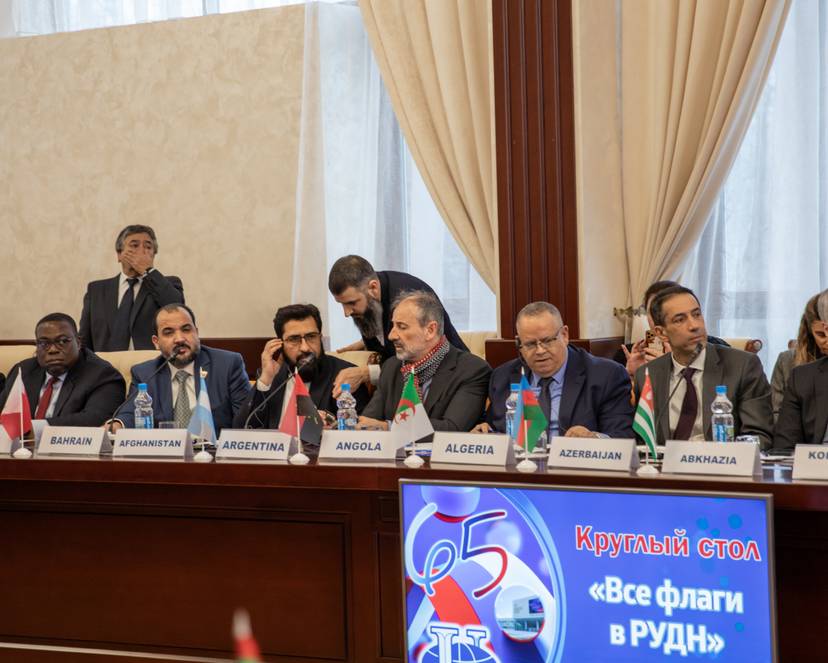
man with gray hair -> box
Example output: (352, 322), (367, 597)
(357, 290), (490, 433)
(79, 224), (185, 351)
(477, 301), (634, 439)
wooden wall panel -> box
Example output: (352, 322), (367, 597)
(493, 0), (579, 338)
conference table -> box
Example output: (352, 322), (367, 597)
(0, 454), (822, 662)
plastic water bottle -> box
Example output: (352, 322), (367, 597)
(336, 384), (358, 431)
(134, 383), (154, 429)
(505, 384), (520, 441)
(711, 385), (734, 442)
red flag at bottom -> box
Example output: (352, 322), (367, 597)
(0, 371), (32, 440)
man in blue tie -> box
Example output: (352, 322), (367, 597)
(478, 302), (633, 438)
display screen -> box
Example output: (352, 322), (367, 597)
(400, 481), (775, 662)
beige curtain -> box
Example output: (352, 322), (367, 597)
(358, 0), (497, 291)
(621, 0), (791, 306)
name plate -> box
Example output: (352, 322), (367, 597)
(431, 432), (514, 466)
(38, 425), (111, 456)
(318, 430), (398, 461)
(792, 444), (828, 480)
(216, 430), (295, 461)
(113, 429), (192, 459)
(662, 440), (760, 477)
(547, 437), (639, 471)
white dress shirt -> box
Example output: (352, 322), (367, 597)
(668, 348), (706, 440)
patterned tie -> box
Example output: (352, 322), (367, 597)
(111, 277), (139, 349)
(173, 371), (192, 428)
(673, 367), (698, 440)
(35, 376), (59, 420)
(538, 377), (553, 423)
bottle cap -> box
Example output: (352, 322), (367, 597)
(341, 384), (351, 392)
(138, 383), (147, 390)
(715, 385), (727, 395)
(510, 383), (520, 390)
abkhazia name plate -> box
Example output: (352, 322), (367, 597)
(662, 440), (760, 477)
(430, 432), (514, 466)
(547, 437), (639, 471)
(38, 425), (111, 456)
(113, 428), (192, 459)
(216, 429), (295, 461)
(792, 444), (828, 480)
(318, 430), (399, 461)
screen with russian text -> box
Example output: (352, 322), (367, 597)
(400, 481), (774, 662)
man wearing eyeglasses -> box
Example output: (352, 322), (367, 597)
(234, 304), (370, 429)
(0, 313), (125, 428)
(477, 302), (634, 439)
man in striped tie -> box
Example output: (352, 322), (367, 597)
(0, 313), (125, 428)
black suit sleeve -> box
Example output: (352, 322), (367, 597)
(233, 385), (271, 429)
(226, 353), (253, 422)
(353, 384), (371, 414)
(773, 368), (806, 452)
(143, 269), (185, 306)
(431, 360), (491, 432)
(79, 288), (95, 351)
(0, 372), (5, 396)
(596, 363), (635, 438)
(361, 384), (386, 421)
(735, 354), (774, 451)
(47, 366), (126, 428)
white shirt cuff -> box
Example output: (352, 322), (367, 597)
(368, 363), (381, 385)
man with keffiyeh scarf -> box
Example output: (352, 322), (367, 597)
(358, 290), (490, 435)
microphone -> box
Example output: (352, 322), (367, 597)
(652, 342), (704, 443)
(105, 350), (179, 432)
(242, 352), (317, 429)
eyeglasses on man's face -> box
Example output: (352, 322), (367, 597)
(516, 327), (565, 354)
(283, 332), (322, 347)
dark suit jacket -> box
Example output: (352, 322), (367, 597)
(634, 343), (773, 449)
(362, 345), (491, 434)
(486, 346), (634, 438)
(79, 270), (185, 351)
(0, 348), (125, 427)
(773, 357), (828, 452)
(363, 271), (468, 361)
(233, 354), (370, 429)
(0, 372), (4, 394)
(118, 346), (251, 434)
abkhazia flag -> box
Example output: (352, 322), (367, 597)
(0, 371), (32, 441)
(392, 373), (433, 446)
(633, 368), (658, 461)
(278, 371), (323, 445)
(233, 609), (261, 663)
(515, 374), (547, 452)
(187, 372), (216, 445)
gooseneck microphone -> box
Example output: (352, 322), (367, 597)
(652, 342), (704, 442)
(242, 352), (316, 430)
(105, 350), (181, 433)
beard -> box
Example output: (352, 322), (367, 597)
(169, 341), (200, 368)
(286, 346), (326, 383)
(351, 295), (383, 339)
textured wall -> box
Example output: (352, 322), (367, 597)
(0, 7), (304, 339)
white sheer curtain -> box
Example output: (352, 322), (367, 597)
(681, 0), (828, 371)
(7, 0), (496, 347)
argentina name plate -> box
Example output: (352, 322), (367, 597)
(113, 428), (192, 459)
(547, 437), (639, 471)
(662, 440), (760, 477)
(216, 429), (295, 461)
(38, 425), (111, 456)
(430, 432), (514, 466)
(792, 444), (828, 480)
(318, 430), (398, 461)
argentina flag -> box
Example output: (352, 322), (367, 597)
(187, 373), (216, 445)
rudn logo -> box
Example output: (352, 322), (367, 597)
(418, 623), (500, 663)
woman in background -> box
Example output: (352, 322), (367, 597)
(771, 294), (828, 420)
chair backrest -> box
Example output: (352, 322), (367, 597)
(96, 350), (161, 393)
(0, 345), (36, 378)
(459, 331), (497, 359)
(722, 338), (763, 354)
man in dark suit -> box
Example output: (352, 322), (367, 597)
(773, 358), (828, 451)
(234, 304), (369, 429)
(478, 302), (634, 439)
(113, 305), (251, 434)
(358, 291), (490, 434)
(327, 255), (469, 395)
(634, 285), (773, 449)
(0, 313), (125, 427)
(79, 225), (184, 351)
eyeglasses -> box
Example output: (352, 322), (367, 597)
(283, 332), (321, 347)
(516, 327), (565, 353)
(36, 337), (75, 350)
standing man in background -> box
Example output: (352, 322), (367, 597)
(79, 225), (185, 351)
(327, 255), (468, 394)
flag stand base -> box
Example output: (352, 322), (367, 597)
(12, 446), (32, 459)
(290, 452), (310, 465)
(194, 449), (213, 463)
(404, 453), (424, 468)
(636, 464), (659, 475)
(516, 458), (537, 473)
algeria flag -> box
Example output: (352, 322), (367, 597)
(633, 368), (658, 460)
(392, 373), (434, 446)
